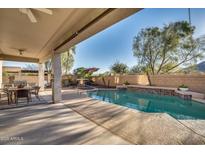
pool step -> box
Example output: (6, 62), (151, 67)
(175, 90), (205, 100)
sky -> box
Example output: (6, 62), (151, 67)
(3, 8), (205, 73)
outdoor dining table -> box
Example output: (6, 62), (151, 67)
(7, 87), (34, 104)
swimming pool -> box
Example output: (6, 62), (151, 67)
(87, 89), (205, 119)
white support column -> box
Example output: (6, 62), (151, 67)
(0, 60), (2, 88)
(38, 63), (45, 91)
(52, 52), (62, 103)
(18, 70), (22, 80)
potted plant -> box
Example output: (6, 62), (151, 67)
(178, 84), (189, 91)
(123, 80), (130, 86)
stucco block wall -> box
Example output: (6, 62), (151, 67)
(92, 75), (149, 87)
(3, 73), (205, 94)
(93, 74), (205, 94)
(150, 74), (205, 94)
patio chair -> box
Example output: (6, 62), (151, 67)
(14, 80), (27, 88)
(0, 89), (12, 105)
(28, 83), (37, 87)
(15, 89), (30, 104)
(3, 83), (13, 89)
(30, 86), (41, 100)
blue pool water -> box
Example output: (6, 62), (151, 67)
(87, 89), (205, 119)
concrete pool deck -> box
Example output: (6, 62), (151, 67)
(0, 89), (205, 144)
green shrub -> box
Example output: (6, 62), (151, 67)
(124, 81), (130, 85)
(178, 84), (188, 88)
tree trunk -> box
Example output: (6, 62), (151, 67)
(108, 80), (110, 88)
(47, 73), (49, 83)
(146, 72), (152, 86)
(102, 77), (106, 87)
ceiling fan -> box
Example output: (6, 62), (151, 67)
(18, 49), (25, 56)
(19, 8), (53, 23)
(10, 47), (26, 56)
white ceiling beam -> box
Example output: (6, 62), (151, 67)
(33, 8), (53, 15)
(19, 8), (37, 23)
(26, 9), (37, 23)
(0, 54), (39, 63)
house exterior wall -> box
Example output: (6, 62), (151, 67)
(2, 66), (48, 85)
(3, 75), (48, 84)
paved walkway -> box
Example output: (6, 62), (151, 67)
(0, 103), (129, 144)
(0, 89), (205, 144)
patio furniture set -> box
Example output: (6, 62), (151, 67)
(0, 81), (40, 105)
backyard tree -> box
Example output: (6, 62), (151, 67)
(133, 21), (205, 85)
(61, 46), (76, 75)
(110, 61), (129, 74)
(99, 71), (112, 87)
(44, 47), (75, 86)
(129, 65), (145, 74)
(45, 59), (52, 73)
(45, 59), (52, 85)
(73, 67), (99, 79)
(44, 46), (76, 75)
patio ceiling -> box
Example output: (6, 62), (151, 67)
(0, 8), (141, 63)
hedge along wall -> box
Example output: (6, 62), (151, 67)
(150, 74), (205, 94)
(92, 74), (205, 94)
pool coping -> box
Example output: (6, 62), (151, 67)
(84, 87), (205, 105)
(82, 88), (181, 118)
(84, 88), (205, 120)
(192, 98), (205, 104)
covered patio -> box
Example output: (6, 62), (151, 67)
(0, 8), (140, 104)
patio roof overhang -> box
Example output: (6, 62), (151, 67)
(0, 8), (141, 63)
